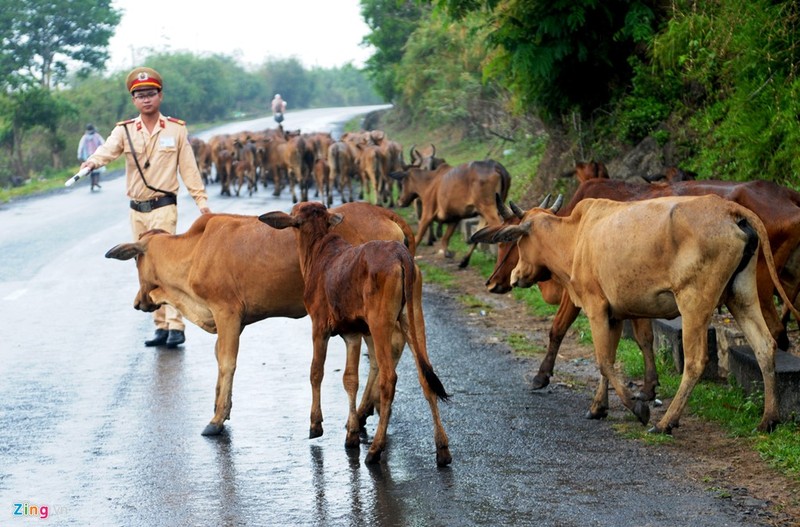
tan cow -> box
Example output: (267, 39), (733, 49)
(472, 195), (800, 434)
(391, 159), (512, 268)
(327, 140), (358, 204)
(104, 203), (416, 437)
(258, 201), (451, 466)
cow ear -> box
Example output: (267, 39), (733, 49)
(258, 211), (296, 230)
(105, 242), (144, 261)
(389, 171), (406, 181)
(329, 213), (344, 227)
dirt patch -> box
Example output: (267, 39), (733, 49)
(414, 241), (800, 526)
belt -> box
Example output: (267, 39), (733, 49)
(130, 194), (177, 213)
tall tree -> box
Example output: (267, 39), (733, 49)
(1, 0), (121, 90)
(434, 0), (663, 121)
(360, 0), (425, 102)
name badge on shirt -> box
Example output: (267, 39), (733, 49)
(160, 136), (176, 148)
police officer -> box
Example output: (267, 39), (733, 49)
(80, 66), (211, 349)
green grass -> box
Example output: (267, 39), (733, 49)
(507, 333), (544, 357)
(615, 339), (800, 477)
(0, 158), (125, 204)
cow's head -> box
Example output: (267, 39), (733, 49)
(641, 166), (698, 184)
(389, 167), (420, 207)
(561, 161), (608, 182)
(259, 202), (343, 248)
(105, 229), (170, 312)
(409, 144), (445, 171)
(471, 195), (563, 289)
(482, 194), (523, 294)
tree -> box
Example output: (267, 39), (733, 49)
(396, 13), (502, 135)
(0, 0), (121, 90)
(360, 0), (425, 102)
(0, 88), (76, 179)
(434, 0), (663, 121)
(258, 59), (315, 110)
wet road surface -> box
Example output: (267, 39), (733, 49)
(0, 107), (775, 526)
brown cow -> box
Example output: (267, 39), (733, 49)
(485, 195), (658, 400)
(258, 202), (451, 466)
(561, 161), (609, 182)
(104, 203), (416, 438)
(484, 178), (800, 392)
(473, 194), (800, 434)
(391, 159), (512, 268)
(642, 166), (698, 183)
(190, 137), (213, 185)
(327, 140), (358, 204)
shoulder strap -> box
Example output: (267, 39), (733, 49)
(122, 123), (175, 198)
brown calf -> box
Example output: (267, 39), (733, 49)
(259, 202), (451, 466)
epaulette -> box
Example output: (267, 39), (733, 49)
(116, 118), (136, 126)
(166, 116), (186, 126)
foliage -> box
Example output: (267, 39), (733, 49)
(360, 0), (426, 102)
(307, 64), (383, 108)
(641, 0), (800, 184)
(434, 0), (664, 121)
(0, 0), (121, 90)
(0, 88), (77, 182)
(394, 12), (504, 136)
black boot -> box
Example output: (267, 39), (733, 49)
(166, 329), (186, 348)
(145, 328), (169, 347)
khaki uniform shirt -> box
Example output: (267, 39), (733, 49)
(87, 113), (208, 209)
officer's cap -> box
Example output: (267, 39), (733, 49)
(126, 67), (163, 93)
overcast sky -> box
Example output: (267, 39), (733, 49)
(107, 0), (374, 72)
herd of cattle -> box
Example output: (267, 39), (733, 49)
(189, 126), (406, 206)
(106, 123), (800, 466)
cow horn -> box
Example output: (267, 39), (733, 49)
(509, 201), (525, 219)
(430, 144), (436, 158)
(495, 193), (514, 220)
(550, 194), (564, 213)
(538, 194), (552, 208)
(642, 173), (664, 183)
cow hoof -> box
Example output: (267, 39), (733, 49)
(365, 449), (382, 465)
(344, 433), (360, 449)
(309, 425), (324, 439)
(201, 423), (224, 436)
(633, 400), (650, 425)
(757, 417), (779, 433)
(458, 257), (470, 269)
(648, 424), (672, 435)
(436, 446), (453, 467)
(531, 374), (551, 390)
(585, 408), (608, 420)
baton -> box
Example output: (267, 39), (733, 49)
(65, 167), (91, 187)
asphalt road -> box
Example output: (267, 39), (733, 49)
(0, 106), (777, 526)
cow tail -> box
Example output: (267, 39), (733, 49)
(739, 209), (800, 322)
(496, 162), (512, 202)
(403, 256), (449, 401)
(328, 147), (339, 184)
(383, 207), (417, 256)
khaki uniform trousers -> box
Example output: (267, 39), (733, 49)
(129, 204), (185, 331)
